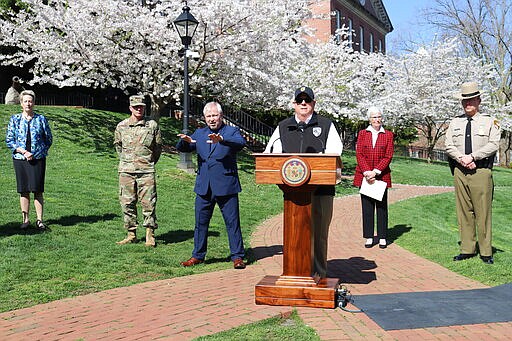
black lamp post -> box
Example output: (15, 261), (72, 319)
(174, 3), (198, 171)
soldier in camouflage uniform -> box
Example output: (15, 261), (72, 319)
(114, 95), (162, 246)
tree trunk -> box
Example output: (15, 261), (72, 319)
(499, 132), (511, 167)
(147, 95), (169, 122)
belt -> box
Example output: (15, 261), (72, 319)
(449, 155), (494, 175)
(474, 157), (494, 169)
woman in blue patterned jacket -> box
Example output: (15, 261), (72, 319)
(5, 90), (53, 230)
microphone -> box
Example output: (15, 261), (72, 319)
(296, 121), (325, 153)
(269, 137), (281, 153)
(317, 136), (325, 153)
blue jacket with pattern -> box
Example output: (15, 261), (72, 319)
(6, 113), (53, 160)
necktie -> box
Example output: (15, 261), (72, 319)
(465, 117), (472, 154)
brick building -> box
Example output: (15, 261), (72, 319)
(307, 0), (393, 53)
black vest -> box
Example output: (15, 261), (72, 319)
(278, 113), (331, 153)
(278, 113), (334, 195)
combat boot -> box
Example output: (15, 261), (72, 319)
(116, 231), (137, 245)
(145, 227), (156, 247)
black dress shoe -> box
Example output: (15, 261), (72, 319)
(480, 256), (494, 264)
(453, 253), (475, 261)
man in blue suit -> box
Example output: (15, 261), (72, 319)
(176, 102), (247, 269)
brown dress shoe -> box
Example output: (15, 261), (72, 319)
(180, 257), (204, 267)
(233, 258), (246, 269)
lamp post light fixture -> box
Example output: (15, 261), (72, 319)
(173, 2), (199, 171)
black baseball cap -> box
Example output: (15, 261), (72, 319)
(294, 86), (315, 101)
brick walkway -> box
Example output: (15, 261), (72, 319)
(1, 184), (510, 340)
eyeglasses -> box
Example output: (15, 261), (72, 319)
(370, 116), (382, 119)
(295, 97), (313, 104)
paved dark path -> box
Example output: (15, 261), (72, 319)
(1, 184), (510, 340)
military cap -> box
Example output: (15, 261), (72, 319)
(129, 95), (146, 107)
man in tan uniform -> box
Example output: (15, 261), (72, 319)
(445, 82), (500, 264)
(114, 95), (162, 247)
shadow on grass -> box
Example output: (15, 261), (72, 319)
(0, 213), (119, 236)
(203, 256), (239, 264)
(46, 213), (119, 226)
(327, 257), (377, 284)
(388, 224), (412, 243)
(0, 222), (51, 237)
(157, 230), (219, 245)
(491, 247), (505, 257)
(49, 108), (120, 154)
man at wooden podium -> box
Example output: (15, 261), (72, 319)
(264, 86), (343, 278)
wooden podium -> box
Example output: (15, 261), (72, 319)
(253, 153), (342, 308)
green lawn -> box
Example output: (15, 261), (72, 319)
(1, 104), (511, 339)
(388, 187), (512, 286)
(195, 310), (320, 341)
(388, 153), (512, 286)
(1, 104), (284, 312)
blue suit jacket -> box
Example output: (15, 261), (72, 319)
(176, 124), (246, 197)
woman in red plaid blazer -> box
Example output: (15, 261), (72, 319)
(353, 107), (394, 248)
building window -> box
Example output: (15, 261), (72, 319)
(335, 9), (342, 44)
(359, 26), (364, 52)
(378, 39), (383, 53)
(369, 33), (374, 52)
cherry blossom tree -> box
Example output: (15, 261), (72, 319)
(424, 0), (512, 165)
(3, 0), (505, 166)
(0, 0), (316, 118)
(292, 38), (389, 143)
(376, 38), (496, 161)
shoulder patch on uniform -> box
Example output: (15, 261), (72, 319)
(494, 119), (500, 129)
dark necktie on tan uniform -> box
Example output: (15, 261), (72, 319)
(465, 117), (472, 154)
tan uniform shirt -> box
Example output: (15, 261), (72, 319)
(445, 112), (500, 161)
(114, 116), (162, 173)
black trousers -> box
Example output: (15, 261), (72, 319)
(361, 189), (388, 239)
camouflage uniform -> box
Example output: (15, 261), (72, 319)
(114, 115), (162, 232)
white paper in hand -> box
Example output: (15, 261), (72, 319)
(359, 177), (387, 201)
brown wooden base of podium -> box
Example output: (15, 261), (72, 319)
(253, 153), (343, 309)
(255, 275), (339, 308)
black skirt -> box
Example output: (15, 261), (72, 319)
(13, 158), (47, 193)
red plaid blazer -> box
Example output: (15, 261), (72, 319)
(353, 129), (394, 188)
